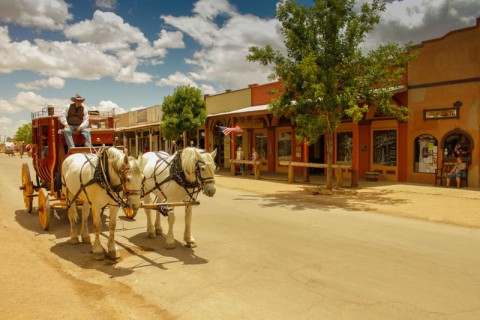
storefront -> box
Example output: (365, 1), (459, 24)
(204, 18), (480, 187)
(406, 18), (479, 187)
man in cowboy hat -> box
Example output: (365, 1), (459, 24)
(59, 94), (92, 148)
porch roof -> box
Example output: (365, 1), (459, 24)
(207, 104), (269, 118)
(114, 122), (161, 132)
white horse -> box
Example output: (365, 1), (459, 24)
(62, 147), (144, 260)
(141, 147), (217, 249)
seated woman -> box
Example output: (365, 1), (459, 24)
(446, 157), (466, 188)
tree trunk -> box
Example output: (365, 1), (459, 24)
(326, 130), (334, 190)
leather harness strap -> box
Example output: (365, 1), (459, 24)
(64, 149), (127, 210)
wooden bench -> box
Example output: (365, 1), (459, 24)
(229, 159), (263, 180)
(59, 128), (115, 146)
(279, 161), (352, 187)
(434, 162), (468, 187)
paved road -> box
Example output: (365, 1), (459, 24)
(1, 155), (480, 319)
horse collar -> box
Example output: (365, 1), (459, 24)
(170, 151), (200, 189)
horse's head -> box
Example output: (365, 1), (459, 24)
(109, 148), (145, 213)
(182, 147), (217, 197)
(124, 155), (145, 212)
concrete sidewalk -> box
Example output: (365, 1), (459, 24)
(215, 170), (480, 229)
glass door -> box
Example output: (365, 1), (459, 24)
(276, 127), (292, 172)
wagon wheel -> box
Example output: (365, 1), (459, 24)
(124, 207), (137, 219)
(21, 163), (34, 213)
(37, 188), (51, 230)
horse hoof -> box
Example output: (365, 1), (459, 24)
(147, 232), (156, 239)
(165, 243), (176, 250)
(186, 241), (197, 248)
(69, 237), (80, 245)
(155, 228), (163, 235)
(81, 236), (91, 244)
(108, 250), (120, 260)
(93, 252), (105, 261)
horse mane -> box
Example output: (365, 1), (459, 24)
(180, 148), (199, 182)
(128, 156), (142, 175)
(107, 147), (127, 173)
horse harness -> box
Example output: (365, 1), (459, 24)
(64, 148), (139, 209)
(143, 150), (214, 209)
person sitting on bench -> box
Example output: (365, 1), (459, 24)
(446, 157), (466, 188)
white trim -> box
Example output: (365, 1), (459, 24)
(207, 104), (269, 117)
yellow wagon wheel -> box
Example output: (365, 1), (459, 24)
(21, 163), (34, 213)
(37, 188), (51, 231)
(124, 207), (137, 219)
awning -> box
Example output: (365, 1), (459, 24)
(114, 122), (161, 132)
(207, 104), (270, 118)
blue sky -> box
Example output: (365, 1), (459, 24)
(0, 0), (479, 138)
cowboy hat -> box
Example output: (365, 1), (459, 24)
(71, 94), (85, 102)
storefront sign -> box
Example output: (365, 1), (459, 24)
(423, 106), (459, 120)
(137, 109), (147, 123)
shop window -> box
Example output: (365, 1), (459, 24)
(337, 132), (353, 163)
(442, 131), (473, 163)
(277, 131), (292, 163)
(373, 130), (397, 166)
(414, 135), (437, 173)
(255, 133), (268, 161)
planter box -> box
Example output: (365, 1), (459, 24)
(365, 171), (380, 181)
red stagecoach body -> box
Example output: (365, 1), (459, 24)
(31, 106), (116, 188)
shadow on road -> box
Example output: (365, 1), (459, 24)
(250, 188), (411, 213)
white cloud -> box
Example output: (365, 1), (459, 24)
(114, 63), (152, 83)
(65, 11), (148, 52)
(0, 117), (12, 125)
(161, 0), (282, 89)
(0, 99), (22, 113)
(0, 8), (177, 84)
(193, 0), (237, 19)
(96, 0), (117, 10)
(199, 84), (216, 95)
(12, 91), (68, 112)
(96, 100), (126, 114)
(363, 0), (480, 50)
(0, 0), (72, 30)
(16, 76), (65, 90)
(156, 71), (199, 88)
(153, 30), (185, 49)
(0, 27), (121, 78)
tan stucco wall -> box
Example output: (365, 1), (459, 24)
(406, 19), (480, 187)
(409, 21), (480, 85)
(205, 88), (251, 115)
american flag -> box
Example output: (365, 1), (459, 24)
(218, 125), (243, 135)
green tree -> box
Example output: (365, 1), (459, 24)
(14, 123), (32, 144)
(247, 0), (415, 190)
(160, 86), (207, 147)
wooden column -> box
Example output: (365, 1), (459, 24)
(351, 122), (360, 187)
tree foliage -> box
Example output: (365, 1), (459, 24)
(160, 86), (207, 141)
(247, 0), (415, 190)
(14, 123), (32, 144)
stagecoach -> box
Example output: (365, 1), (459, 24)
(19, 105), (218, 256)
(18, 105), (134, 230)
